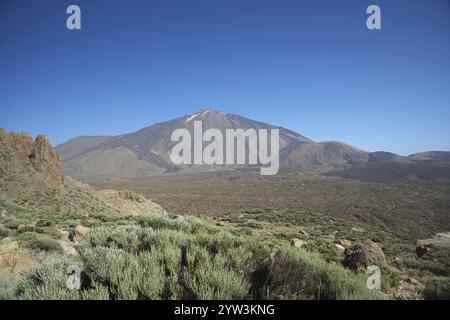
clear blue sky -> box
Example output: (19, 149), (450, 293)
(1, 0), (449, 155)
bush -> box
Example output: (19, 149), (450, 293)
(424, 277), (450, 300)
(3, 218), (27, 229)
(80, 247), (165, 300)
(9, 258), (80, 300)
(4, 214), (382, 300)
(0, 225), (10, 238)
(18, 232), (63, 253)
(183, 247), (250, 299)
(138, 215), (191, 232)
(266, 245), (382, 300)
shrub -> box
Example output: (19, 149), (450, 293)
(183, 247), (250, 299)
(80, 247), (166, 300)
(267, 245), (382, 300)
(10, 258), (80, 300)
(3, 218), (27, 229)
(424, 277), (450, 300)
(4, 214), (382, 300)
(18, 232), (63, 253)
(85, 225), (141, 251)
(0, 225), (10, 238)
(138, 215), (191, 232)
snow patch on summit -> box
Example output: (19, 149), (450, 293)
(186, 113), (200, 123)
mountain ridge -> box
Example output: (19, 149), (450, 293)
(56, 109), (450, 182)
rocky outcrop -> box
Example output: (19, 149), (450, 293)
(72, 225), (88, 243)
(0, 129), (63, 183)
(96, 189), (165, 216)
(290, 238), (306, 248)
(417, 232), (450, 248)
(343, 240), (386, 269)
(117, 190), (147, 203)
(29, 135), (63, 183)
(337, 239), (352, 248)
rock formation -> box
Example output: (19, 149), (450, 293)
(0, 129), (63, 183)
(343, 240), (386, 269)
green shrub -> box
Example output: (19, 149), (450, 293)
(183, 247), (250, 299)
(242, 222), (263, 229)
(138, 215), (191, 232)
(424, 277), (450, 300)
(10, 258), (80, 300)
(403, 257), (450, 277)
(80, 247), (166, 300)
(267, 245), (382, 300)
(18, 231), (63, 253)
(0, 225), (10, 238)
(3, 218), (27, 229)
(4, 214), (383, 300)
(238, 227), (253, 236)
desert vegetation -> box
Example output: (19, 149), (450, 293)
(90, 171), (450, 238)
(1, 214), (381, 300)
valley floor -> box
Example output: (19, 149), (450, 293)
(88, 172), (450, 238)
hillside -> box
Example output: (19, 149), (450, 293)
(57, 109), (450, 182)
(0, 128), (163, 218)
(0, 129), (165, 288)
(0, 129), (114, 217)
(56, 108), (367, 179)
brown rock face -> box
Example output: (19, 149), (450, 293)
(0, 129), (34, 159)
(0, 129), (63, 183)
(96, 189), (165, 216)
(29, 135), (63, 183)
(117, 190), (146, 203)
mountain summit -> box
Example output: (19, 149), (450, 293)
(56, 109), (450, 181)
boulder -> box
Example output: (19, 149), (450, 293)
(73, 225), (88, 243)
(58, 240), (78, 256)
(290, 238), (306, 248)
(415, 244), (429, 258)
(343, 240), (386, 269)
(59, 230), (70, 241)
(338, 239), (352, 248)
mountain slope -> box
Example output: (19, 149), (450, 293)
(57, 108), (373, 179)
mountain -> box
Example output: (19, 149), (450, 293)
(56, 108), (450, 182)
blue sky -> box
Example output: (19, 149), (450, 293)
(0, 0), (449, 155)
